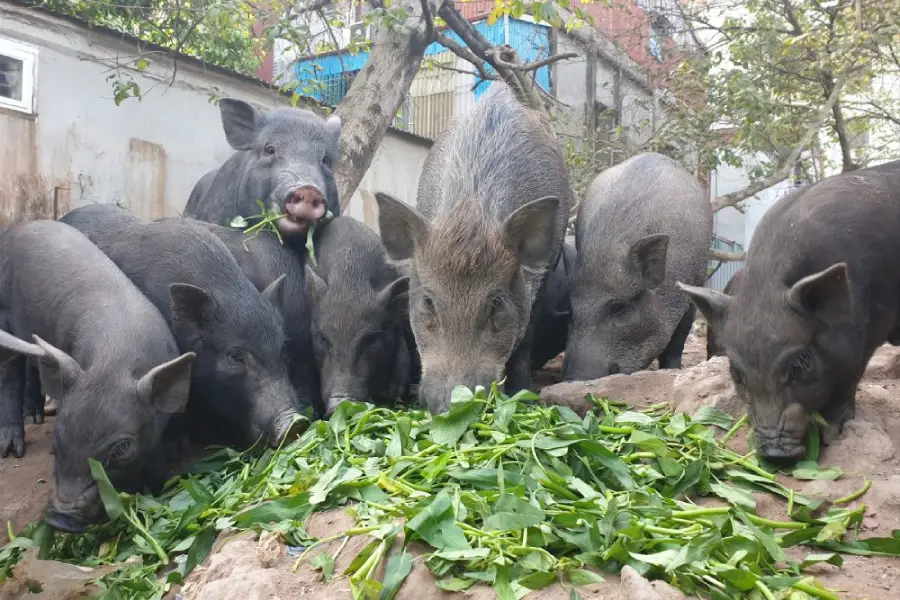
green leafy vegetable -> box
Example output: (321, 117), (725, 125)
(2, 388), (890, 599)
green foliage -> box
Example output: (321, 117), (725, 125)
(655, 0), (900, 187)
(3, 385), (898, 599)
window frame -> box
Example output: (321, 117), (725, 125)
(0, 37), (38, 115)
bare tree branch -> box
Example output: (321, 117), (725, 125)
(709, 249), (745, 262)
(711, 67), (853, 212)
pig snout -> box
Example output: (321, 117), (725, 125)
(269, 409), (307, 446)
(45, 485), (104, 534)
(562, 351), (620, 381)
(751, 401), (809, 464)
(418, 368), (499, 415)
(279, 186), (326, 235)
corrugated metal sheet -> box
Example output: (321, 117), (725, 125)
(409, 51), (458, 140)
(707, 235), (745, 291)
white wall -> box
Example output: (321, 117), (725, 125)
(0, 2), (430, 226)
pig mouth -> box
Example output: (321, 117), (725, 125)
(754, 434), (807, 464)
(269, 410), (308, 446)
(276, 196), (327, 235)
(44, 499), (103, 534)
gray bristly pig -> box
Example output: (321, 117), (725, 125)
(59, 204), (304, 450)
(176, 219), (323, 419)
(564, 152), (713, 380)
(679, 161), (900, 463)
(303, 216), (413, 416)
(375, 81), (572, 414)
(706, 267), (745, 360)
(183, 98), (341, 254)
(0, 220), (195, 533)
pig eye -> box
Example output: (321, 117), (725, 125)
(105, 439), (133, 466)
(608, 300), (629, 317)
(227, 349), (245, 365)
(317, 333), (330, 348)
(264, 144), (276, 156)
(322, 154), (332, 168)
(788, 350), (815, 382)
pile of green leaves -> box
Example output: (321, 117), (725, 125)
(228, 200), (333, 266)
(2, 386), (899, 600)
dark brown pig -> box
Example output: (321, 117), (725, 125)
(375, 82), (572, 413)
(680, 162), (900, 463)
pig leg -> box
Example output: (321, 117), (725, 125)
(22, 358), (45, 424)
(0, 355), (27, 458)
(819, 380), (858, 447)
(386, 338), (412, 401)
(658, 306), (695, 370)
(506, 312), (540, 394)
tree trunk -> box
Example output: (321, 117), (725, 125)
(333, 0), (434, 211)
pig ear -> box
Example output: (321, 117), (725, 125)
(323, 114), (342, 144)
(31, 335), (84, 400)
(629, 234), (669, 288)
(137, 352), (196, 414)
(786, 262), (851, 325)
(304, 265), (328, 304)
(378, 276), (410, 317)
(0, 329), (38, 365)
(261, 274), (287, 313)
(375, 192), (430, 261)
(501, 196), (560, 270)
(218, 98), (261, 150)
(169, 283), (221, 346)
(677, 282), (731, 331)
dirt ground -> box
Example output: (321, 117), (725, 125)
(2, 331), (899, 599)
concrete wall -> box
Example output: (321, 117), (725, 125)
(346, 131), (430, 231)
(0, 2), (430, 228)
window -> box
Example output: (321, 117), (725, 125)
(648, 21), (664, 62)
(0, 38), (37, 114)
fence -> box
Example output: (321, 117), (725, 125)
(707, 234), (744, 291)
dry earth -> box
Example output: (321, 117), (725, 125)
(1, 330), (899, 599)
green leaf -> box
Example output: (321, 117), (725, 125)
(791, 461), (843, 481)
(88, 458), (125, 521)
(310, 552), (335, 584)
(483, 493), (545, 531)
(435, 577), (476, 591)
(406, 491), (471, 551)
(430, 399), (481, 446)
(692, 407), (736, 430)
(378, 550), (413, 600)
(184, 527), (215, 578)
(710, 482), (757, 511)
(232, 494), (312, 526)
(567, 568), (605, 585)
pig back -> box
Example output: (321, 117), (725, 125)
(415, 82), (572, 282)
(740, 160), (900, 346)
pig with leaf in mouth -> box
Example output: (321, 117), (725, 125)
(184, 98), (341, 250)
(680, 161), (900, 463)
(375, 82), (572, 413)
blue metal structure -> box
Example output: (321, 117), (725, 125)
(291, 17), (552, 108)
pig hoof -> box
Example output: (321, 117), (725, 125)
(23, 413), (44, 425)
(0, 426), (26, 458)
